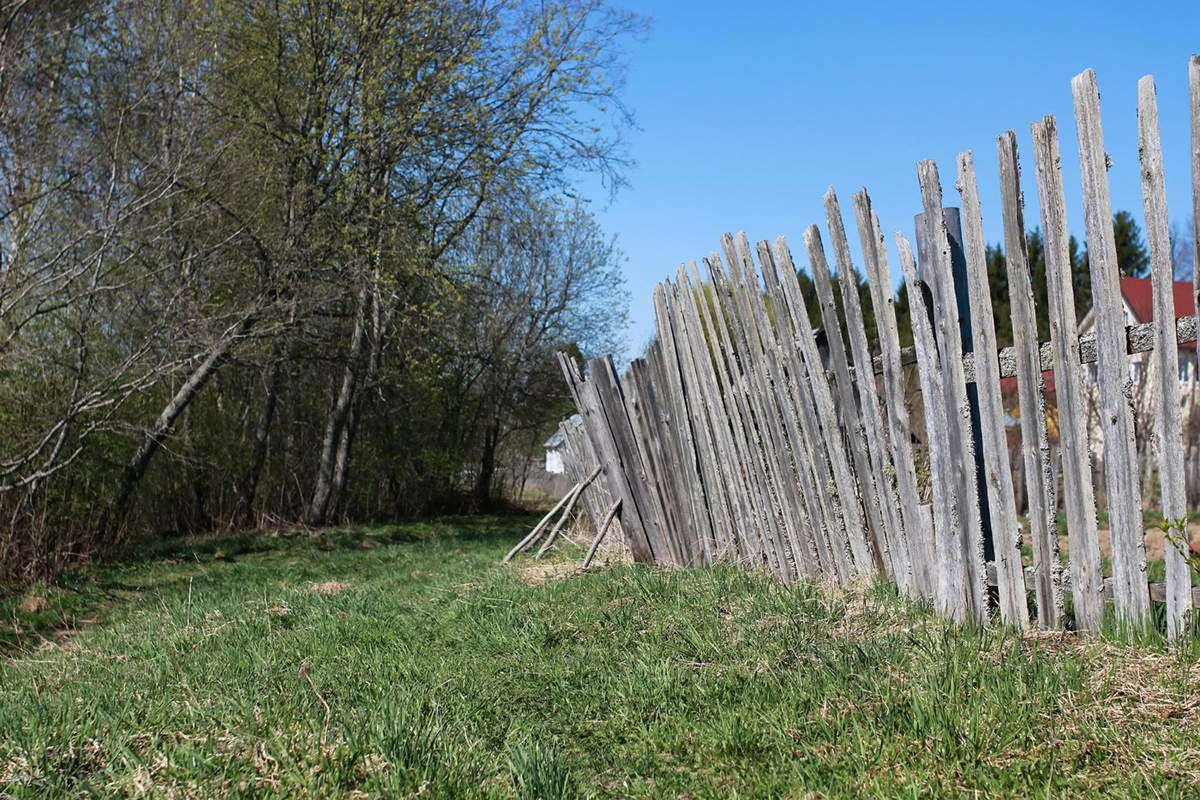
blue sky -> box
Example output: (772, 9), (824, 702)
(578, 0), (1200, 357)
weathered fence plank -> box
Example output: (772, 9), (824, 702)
(735, 236), (833, 577)
(1072, 69), (1151, 628)
(683, 262), (775, 566)
(956, 151), (1028, 629)
(1137, 75), (1191, 637)
(651, 287), (717, 563)
(916, 161), (987, 623)
(754, 245), (845, 581)
(772, 237), (868, 576)
(557, 354), (654, 561)
(695, 257), (780, 568)
(671, 268), (756, 564)
(644, 339), (708, 561)
(588, 356), (673, 562)
(705, 254), (795, 576)
(896, 232), (966, 621)
(623, 358), (689, 565)
(803, 226), (882, 574)
(663, 280), (736, 560)
(717, 236), (815, 579)
(856, 192), (935, 600)
(1191, 56), (1200, 308)
(997, 130), (1064, 629)
(1030, 115), (1105, 632)
(824, 189), (913, 593)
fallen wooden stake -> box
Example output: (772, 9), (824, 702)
(580, 499), (621, 572)
(535, 467), (602, 558)
(502, 465), (601, 563)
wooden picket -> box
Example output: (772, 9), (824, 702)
(997, 131), (1065, 629)
(544, 59), (1200, 639)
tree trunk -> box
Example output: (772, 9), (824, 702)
(327, 398), (360, 521)
(307, 286), (370, 525)
(324, 280), (393, 522)
(230, 346), (283, 529)
(108, 313), (256, 537)
(475, 419), (500, 510)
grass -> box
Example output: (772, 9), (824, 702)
(3, 516), (1200, 797)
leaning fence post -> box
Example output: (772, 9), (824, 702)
(915, 163), (987, 623)
(997, 130), (1065, 629)
(1137, 74), (1192, 637)
(1072, 69), (1151, 629)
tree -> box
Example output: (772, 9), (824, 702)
(1110, 210), (1150, 277)
(453, 195), (628, 507)
(0, 0), (644, 588)
(1171, 217), (1195, 282)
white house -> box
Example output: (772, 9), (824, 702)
(1077, 277), (1198, 457)
(543, 413), (582, 474)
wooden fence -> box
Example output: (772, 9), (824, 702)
(553, 62), (1200, 638)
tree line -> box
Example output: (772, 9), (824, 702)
(0, 0), (639, 590)
(795, 209), (1194, 353)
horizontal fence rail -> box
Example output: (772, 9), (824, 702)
(557, 59), (1200, 638)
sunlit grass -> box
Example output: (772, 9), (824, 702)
(3, 516), (1199, 797)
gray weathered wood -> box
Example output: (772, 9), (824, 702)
(896, 232), (966, 622)
(746, 243), (832, 578)
(644, 340), (708, 562)
(803, 225), (882, 575)
(824, 189), (912, 593)
(1030, 115), (1105, 633)
(1191, 56), (1200, 313)
(755, 245), (845, 581)
(856, 192), (935, 600)
(697, 256), (781, 568)
(651, 286), (718, 563)
(1137, 75), (1192, 637)
(997, 130), (1064, 629)
(581, 499), (622, 572)
(732, 235), (830, 578)
(1072, 69), (1151, 628)
(622, 359), (689, 565)
(862, 314), (1199, 383)
(684, 262), (778, 565)
(683, 263), (775, 566)
(667, 276), (745, 560)
(956, 150), (1028, 629)
(558, 353), (655, 563)
(916, 161), (987, 623)
(718, 235), (812, 579)
(771, 237), (868, 576)
(704, 254), (794, 576)
(535, 464), (603, 558)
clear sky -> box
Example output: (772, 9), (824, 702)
(578, 0), (1200, 357)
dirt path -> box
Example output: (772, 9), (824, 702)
(1057, 522), (1200, 562)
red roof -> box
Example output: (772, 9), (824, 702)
(999, 277), (1196, 394)
(1119, 277), (1196, 347)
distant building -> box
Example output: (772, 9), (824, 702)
(1077, 276), (1197, 386)
(1077, 277), (1198, 458)
(543, 413), (582, 474)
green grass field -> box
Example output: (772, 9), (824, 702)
(3, 517), (1200, 797)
